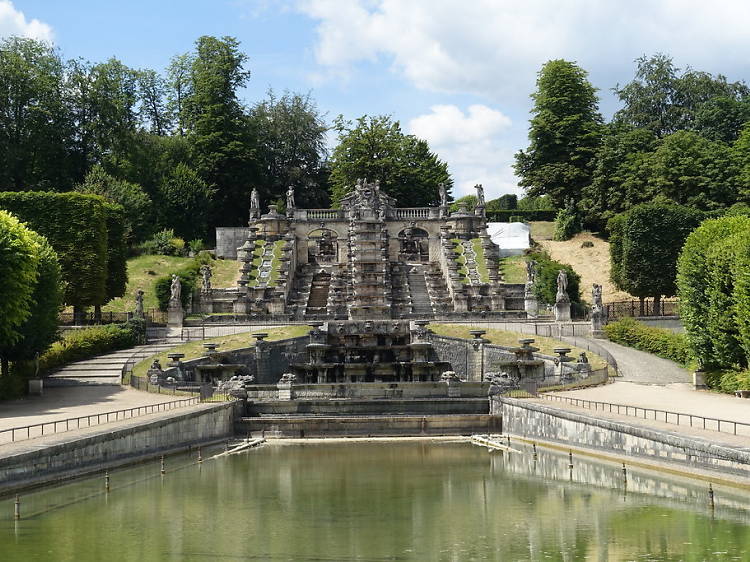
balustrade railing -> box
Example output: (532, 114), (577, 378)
(395, 208), (432, 219)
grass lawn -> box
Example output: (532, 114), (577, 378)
(529, 221), (555, 241)
(103, 255), (193, 312)
(470, 238), (489, 283)
(500, 254), (527, 284)
(451, 239), (470, 283)
(130, 324), (312, 381)
(102, 255), (241, 313)
(429, 324), (608, 371)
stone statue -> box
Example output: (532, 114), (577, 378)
(556, 270), (568, 298)
(592, 283), (603, 308)
(525, 260), (537, 285)
(286, 185), (295, 211)
(169, 274), (181, 307)
(200, 265), (212, 294)
(439, 182), (448, 208)
(250, 188), (260, 218)
(475, 184), (485, 206)
(591, 283), (606, 334)
(134, 289), (144, 318)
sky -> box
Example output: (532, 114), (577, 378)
(4, 0), (750, 200)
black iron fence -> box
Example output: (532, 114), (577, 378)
(59, 308), (168, 326)
(605, 299), (680, 320)
(0, 397), (199, 445)
(540, 393), (750, 437)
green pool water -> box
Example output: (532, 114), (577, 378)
(2, 440), (750, 561)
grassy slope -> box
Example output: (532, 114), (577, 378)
(131, 325), (311, 380)
(103, 255), (241, 313)
(470, 238), (489, 283)
(500, 254), (527, 284)
(538, 232), (632, 302)
(430, 324), (608, 370)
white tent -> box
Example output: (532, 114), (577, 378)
(487, 222), (530, 257)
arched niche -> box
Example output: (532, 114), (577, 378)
(307, 228), (339, 264)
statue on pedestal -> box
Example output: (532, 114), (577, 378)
(475, 184), (485, 206)
(200, 265), (212, 294)
(250, 188), (260, 219)
(169, 274), (182, 308)
(286, 185), (295, 216)
(134, 289), (144, 318)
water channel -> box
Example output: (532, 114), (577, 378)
(2, 440), (750, 561)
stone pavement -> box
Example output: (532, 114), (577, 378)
(537, 337), (750, 446)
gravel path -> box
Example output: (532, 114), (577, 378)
(593, 339), (691, 385)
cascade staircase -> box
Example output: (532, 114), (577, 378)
(408, 265), (433, 316)
(305, 271), (331, 317)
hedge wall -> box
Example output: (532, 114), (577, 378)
(485, 209), (557, 222)
(0, 192), (117, 309)
(676, 215), (750, 369)
(604, 318), (693, 366)
(103, 203), (128, 303)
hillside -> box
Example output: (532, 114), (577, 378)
(537, 232), (632, 303)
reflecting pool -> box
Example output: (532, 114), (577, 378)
(2, 439), (750, 561)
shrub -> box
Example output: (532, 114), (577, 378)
(528, 250), (582, 309)
(485, 209), (557, 222)
(188, 239), (205, 254)
(143, 228), (187, 256)
(604, 318), (693, 366)
(38, 320), (145, 375)
(553, 205), (581, 241)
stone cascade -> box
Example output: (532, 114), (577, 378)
(287, 263), (315, 319)
(305, 271), (331, 318)
(425, 262), (453, 314)
(407, 265), (434, 316)
(348, 217), (391, 318)
(326, 267), (351, 319)
(440, 234), (470, 312)
(390, 263), (412, 317)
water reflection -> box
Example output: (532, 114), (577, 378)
(2, 440), (750, 561)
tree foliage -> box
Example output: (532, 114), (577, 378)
(330, 115), (452, 207)
(528, 250), (582, 309)
(157, 163), (215, 241)
(608, 203), (702, 305)
(514, 59), (603, 207)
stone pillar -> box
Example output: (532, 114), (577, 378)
(554, 296), (571, 322)
(167, 303), (184, 327)
(467, 330), (487, 382)
(524, 283), (538, 318)
(554, 347), (574, 383)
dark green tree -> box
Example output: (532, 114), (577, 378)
(185, 36), (255, 226)
(514, 59), (603, 207)
(0, 37), (70, 191)
(157, 163), (216, 241)
(76, 165), (153, 241)
(250, 90), (330, 208)
(330, 115), (452, 207)
(609, 202), (702, 314)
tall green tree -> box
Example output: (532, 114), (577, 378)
(76, 165), (153, 242)
(609, 202), (702, 314)
(186, 36), (255, 226)
(250, 90), (330, 208)
(157, 163), (215, 241)
(514, 59), (603, 208)
(614, 54), (749, 137)
(0, 37), (70, 191)
(330, 115), (452, 207)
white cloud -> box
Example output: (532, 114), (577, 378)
(298, 0), (750, 100)
(408, 104), (518, 200)
(0, 1), (53, 42)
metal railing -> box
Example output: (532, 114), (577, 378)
(0, 397), (199, 445)
(540, 394), (750, 436)
(605, 299), (680, 320)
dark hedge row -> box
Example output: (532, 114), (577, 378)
(0, 192), (127, 309)
(604, 318), (693, 366)
(485, 210), (557, 222)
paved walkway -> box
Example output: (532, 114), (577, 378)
(538, 337), (750, 446)
(0, 343), (186, 448)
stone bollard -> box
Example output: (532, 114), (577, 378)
(277, 373), (296, 401)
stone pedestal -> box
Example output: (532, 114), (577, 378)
(693, 370), (707, 390)
(277, 373), (296, 400)
(554, 297), (571, 322)
(167, 304), (184, 327)
(28, 378), (43, 395)
(524, 285), (538, 318)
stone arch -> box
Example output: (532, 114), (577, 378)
(307, 228), (340, 264)
(396, 225), (430, 262)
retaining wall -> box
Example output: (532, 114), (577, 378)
(0, 403), (237, 491)
(496, 397), (750, 477)
(237, 414), (498, 438)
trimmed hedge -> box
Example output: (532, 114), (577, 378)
(486, 209), (557, 222)
(676, 215), (750, 369)
(38, 319), (145, 375)
(104, 203), (128, 303)
(0, 192), (109, 308)
(604, 318), (693, 366)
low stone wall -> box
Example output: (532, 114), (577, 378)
(244, 381), (490, 401)
(0, 403), (237, 491)
(237, 414), (498, 438)
(216, 227), (250, 259)
(495, 397), (750, 477)
(247, 398), (489, 416)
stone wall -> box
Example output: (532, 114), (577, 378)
(0, 403), (237, 491)
(242, 381), (490, 401)
(216, 227), (250, 259)
(237, 414), (498, 438)
(496, 397), (750, 477)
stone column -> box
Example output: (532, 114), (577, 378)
(467, 330), (487, 382)
(253, 333), (270, 383)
